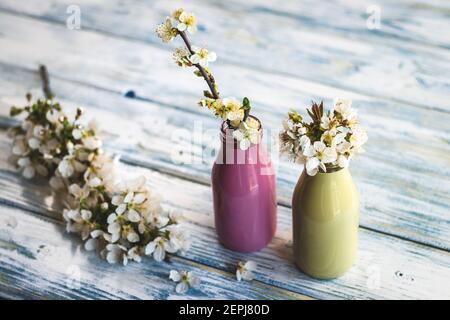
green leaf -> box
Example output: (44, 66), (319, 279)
(241, 97), (251, 111)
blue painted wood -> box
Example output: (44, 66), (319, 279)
(0, 0), (449, 300)
(0, 62), (448, 252)
(0, 0), (449, 111)
(0, 204), (305, 300)
(0, 131), (449, 299)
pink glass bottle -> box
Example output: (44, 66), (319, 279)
(211, 117), (277, 252)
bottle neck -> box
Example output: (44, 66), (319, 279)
(217, 117), (264, 165)
(219, 116), (263, 150)
(322, 164), (343, 173)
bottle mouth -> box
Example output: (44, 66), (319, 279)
(220, 115), (263, 135)
(317, 164), (345, 174)
(219, 116), (263, 149)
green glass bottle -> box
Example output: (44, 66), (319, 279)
(292, 167), (359, 279)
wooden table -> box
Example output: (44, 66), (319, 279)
(0, 0), (449, 300)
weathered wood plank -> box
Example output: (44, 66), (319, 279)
(0, 62), (449, 251)
(0, 206), (305, 300)
(3, 0), (450, 47)
(0, 1), (449, 299)
(0, 130), (449, 299)
(226, 0), (450, 48)
(0, 0), (449, 110)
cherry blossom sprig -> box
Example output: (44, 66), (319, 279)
(280, 99), (367, 176)
(156, 8), (261, 150)
(8, 68), (190, 265)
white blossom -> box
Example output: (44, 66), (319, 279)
(106, 213), (122, 243)
(125, 227), (140, 243)
(156, 17), (177, 43)
(17, 157), (48, 179)
(173, 47), (191, 67)
(280, 99), (367, 175)
(17, 157), (35, 179)
(84, 237), (98, 251)
(176, 11), (197, 34)
(303, 141), (337, 176)
(58, 158), (74, 178)
(12, 135), (28, 156)
(168, 211), (183, 224)
(337, 154), (349, 168)
(82, 135), (102, 150)
(223, 97), (244, 124)
(63, 209), (93, 240)
(106, 244), (128, 265)
(28, 137), (40, 149)
(350, 125), (368, 148)
(58, 154), (86, 178)
(169, 270), (201, 294)
(190, 46), (217, 68)
(236, 260), (257, 281)
(72, 128), (82, 140)
(83, 153), (117, 192)
(333, 98), (357, 123)
(46, 110), (60, 123)
(232, 117), (260, 150)
(127, 246), (142, 263)
(165, 225), (191, 254)
(145, 236), (176, 262)
(101, 202), (109, 210)
(320, 114), (339, 134)
(68, 183), (87, 199)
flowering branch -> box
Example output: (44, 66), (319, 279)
(280, 99), (368, 176)
(178, 30), (219, 100)
(8, 66), (191, 265)
(156, 8), (259, 148)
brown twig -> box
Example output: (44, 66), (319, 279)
(178, 31), (219, 100)
(39, 65), (54, 100)
(243, 109), (250, 123)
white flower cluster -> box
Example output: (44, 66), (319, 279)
(199, 97), (261, 150)
(157, 9), (216, 68)
(232, 117), (261, 151)
(280, 99), (368, 176)
(157, 9), (261, 151)
(9, 97), (190, 265)
(155, 8), (197, 43)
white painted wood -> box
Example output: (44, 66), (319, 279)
(0, 0), (449, 300)
(0, 204), (306, 300)
(0, 0), (449, 110)
(0, 129), (449, 299)
(4, 0), (450, 47)
(0, 63), (448, 251)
